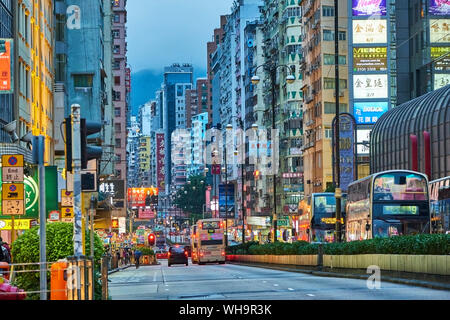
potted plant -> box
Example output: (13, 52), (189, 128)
(139, 247), (156, 265)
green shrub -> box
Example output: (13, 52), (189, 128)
(11, 222), (105, 300)
(139, 247), (154, 256)
(235, 234), (450, 256)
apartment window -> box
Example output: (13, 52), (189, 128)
(323, 30), (346, 41)
(322, 6), (334, 17)
(324, 102), (347, 114)
(113, 29), (120, 39)
(323, 78), (347, 89)
(325, 127), (332, 139)
(114, 76), (121, 86)
(73, 74), (93, 88)
(114, 14), (120, 23)
(113, 90), (121, 101)
(323, 54), (346, 65)
(115, 107), (121, 117)
(113, 59), (120, 70)
(115, 123), (121, 133)
(113, 45), (120, 54)
(115, 138), (121, 148)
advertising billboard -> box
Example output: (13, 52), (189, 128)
(352, 20), (387, 44)
(430, 19), (450, 43)
(434, 73), (450, 89)
(353, 102), (389, 124)
(353, 74), (388, 99)
(219, 184), (235, 219)
(138, 207), (155, 219)
(429, 0), (450, 16)
(431, 46), (450, 71)
(357, 129), (371, 154)
(0, 39), (13, 93)
(156, 133), (165, 191)
(352, 0), (387, 16)
(127, 187), (158, 207)
(353, 47), (388, 72)
(99, 179), (125, 199)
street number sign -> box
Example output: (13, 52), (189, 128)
(2, 200), (25, 215)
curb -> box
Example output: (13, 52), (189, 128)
(227, 261), (450, 291)
(108, 264), (133, 275)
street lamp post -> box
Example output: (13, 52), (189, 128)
(251, 64), (295, 243)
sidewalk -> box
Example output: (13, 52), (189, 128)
(227, 261), (450, 291)
(107, 264), (134, 275)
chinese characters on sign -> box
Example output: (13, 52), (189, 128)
(127, 187), (158, 207)
(353, 20), (387, 44)
(431, 47), (450, 71)
(353, 102), (389, 124)
(434, 73), (450, 89)
(353, 74), (388, 99)
(430, 19), (450, 43)
(0, 39), (13, 93)
(156, 133), (165, 190)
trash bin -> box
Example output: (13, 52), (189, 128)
(50, 261), (68, 300)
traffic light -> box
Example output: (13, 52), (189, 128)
(64, 118), (72, 172)
(148, 234), (155, 246)
(80, 119), (103, 170)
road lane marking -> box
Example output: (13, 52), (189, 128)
(307, 294), (315, 297)
(273, 284), (279, 287)
(153, 271), (157, 282)
(288, 288), (294, 291)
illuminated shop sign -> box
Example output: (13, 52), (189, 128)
(352, 20), (387, 44)
(429, 0), (450, 16)
(430, 19), (450, 43)
(353, 47), (387, 72)
(353, 74), (388, 99)
(354, 102), (389, 124)
(434, 73), (450, 89)
(431, 47), (450, 71)
(352, 0), (387, 16)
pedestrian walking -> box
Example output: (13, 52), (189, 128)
(134, 249), (142, 269)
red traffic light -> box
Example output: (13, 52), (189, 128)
(148, 234), (155, 246)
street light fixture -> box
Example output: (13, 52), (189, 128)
(251, 62), (296, 243)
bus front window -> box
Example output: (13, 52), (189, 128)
(374, 173), (428, 201)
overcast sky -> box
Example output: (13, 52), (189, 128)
(127, 0), (234, 73)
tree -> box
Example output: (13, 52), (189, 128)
(173, 175), (206, 225)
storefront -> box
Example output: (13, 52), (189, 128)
(246, 216), (271, 243)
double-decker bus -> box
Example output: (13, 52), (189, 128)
(429, 176), (450, 234)
(194, 218), (225, 265)
(346, 170), (431, 241)
(190, 225), (199, 264)
(297, 193), (347, 243)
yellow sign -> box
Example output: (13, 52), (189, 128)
(2, 183), (24, 200)
(2, 200), (25, 215)
(61, 190), (74, 207)
(2, 155), (24, 168)
(61, 207), (74, 218)
(321, 218), (344, 225)
(0, 219), (31, 230)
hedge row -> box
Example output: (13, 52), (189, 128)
(226, 234), (450, 256)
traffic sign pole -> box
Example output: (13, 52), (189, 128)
(72, 104), (83, 257)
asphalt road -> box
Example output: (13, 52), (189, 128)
(108, 259), (450, 300)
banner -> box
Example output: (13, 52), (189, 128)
(127, 187), (158, 207)
(138, 207), (155, 219)
(430, 19), (450, 43)
(352, 20), (387, 44)
(219, 184), (235, 219)
(431, 46), (450, 71)
(353, 47), (388, 72)
(353, 74), (388, 99)
(0, 39), (13, 93)
(353, 102), (389, 124)
(156, 133), (165, 190)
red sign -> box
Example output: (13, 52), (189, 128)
(156, 133), (165, 190)
(138, 207), (155, 219)
(0, 39), (12, 92)
(112, 218), (119, 229)
(212, 164), (221, 175)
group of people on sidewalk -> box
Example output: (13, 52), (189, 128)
(0, 238), (11, 264)
(104, 246), (142, 270)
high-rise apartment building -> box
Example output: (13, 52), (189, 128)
(112, 0), (128, 183)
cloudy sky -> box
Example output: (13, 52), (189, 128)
(127, 0), (234, 73)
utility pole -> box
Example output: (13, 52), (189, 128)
(271, 66), (278, 243)
(72, 104), (83, 256)
(35, 136), (46, 300)
(224, 144), (228, 248)
(334, 0), (342, 243)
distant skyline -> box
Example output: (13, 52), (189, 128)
(127, 0), (234, 74)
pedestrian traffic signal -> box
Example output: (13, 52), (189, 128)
(81, 119), (103, 170)
(148, 234), (155, 246)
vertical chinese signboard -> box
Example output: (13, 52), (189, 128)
(332, 113), (358, 193)
(156, 133), (165, 191)
(0, 39), (13, 93)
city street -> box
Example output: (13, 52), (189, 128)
(109, 260), (450, 300)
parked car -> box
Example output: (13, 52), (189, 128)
(168, 245), (188, 267)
